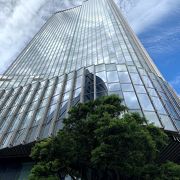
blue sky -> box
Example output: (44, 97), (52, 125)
(0, 0), (179, 95)
(137, 5), (180, 95)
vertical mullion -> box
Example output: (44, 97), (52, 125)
(66, 71), (77, 115)
(0, 85), (31, 144)
(35, 77), (58, 140)
(80, 68), (86, 103)
(8, 82), (40, 147)
(93, 65), (97, 100)
(136, 69), (164, 128)
(0, 90), (5, 99)
(0, 87), (23, 127)
(48, 74), (67, 136)
(22, 79), (49, 144)
(0, 89), (14, 110)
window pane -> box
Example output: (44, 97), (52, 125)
(152, 97), (166, 114)
(63, 92), (70, 102)
(118, 72), (131, 83)
(134, 85), (146, 93)
(137, 94), (154, 111)
(130, 73), (143, 85)
(121, 84), (134, 92)
(96, 71), (107, 82)
(96, 64), (105, 72)
(75, 76), (82, 89)
(107, 71), (119, 82)
(174, 120), (180, 130)
(117, 64), (127, 72)
(108, 83), (121, 91)
(123, 92), (140, 109)
(160, 115), (176, 131)
(139, 69), (147, 76)
(74, 88), (81, 98)
(144, 111), (162, 127)
(106, 64), (116, 71)
(128, 66), (137, 73)
(142, 76), (153, 88)
(147, 88), (158, 97)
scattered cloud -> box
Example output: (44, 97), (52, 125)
(171, 75), (180, 86)
(170, 75), (180, 95)
(115, 0), (180, 34)
(140, 25), (180, 55)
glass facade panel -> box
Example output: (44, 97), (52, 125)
(152, 97), (167, 115)
(96, 71), (107, 82)
(121, 84), (134, 92)
(108, 83), (121, 91)
(0, 0), (179, 154)
(107, 71), (119, 82)
(137, 94), (154, 111)
(123, 92), (140, 109)
(134, 85), (146, 94)
(130, 73), (143, 85)
(118, 72), (131, 83)
(144, 112), (162, 127)
(160, 115), (176, 131)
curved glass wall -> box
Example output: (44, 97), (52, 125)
(0, 0), (179, 150)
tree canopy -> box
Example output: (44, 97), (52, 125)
(29, 95), (180, 180)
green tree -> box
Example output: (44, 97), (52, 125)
(29, 95), (180, 180)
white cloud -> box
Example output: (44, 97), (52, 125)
(115, 0), (180, 34)
(171, 75), (180, 87)
(170, 75), (180, 95)
(140, 25), (180, 55)
(0, 0), (46, 73)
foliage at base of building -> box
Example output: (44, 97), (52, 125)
(29, 95), (180, 180)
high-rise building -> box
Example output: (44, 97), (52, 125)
(0, 0), (180, 178)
